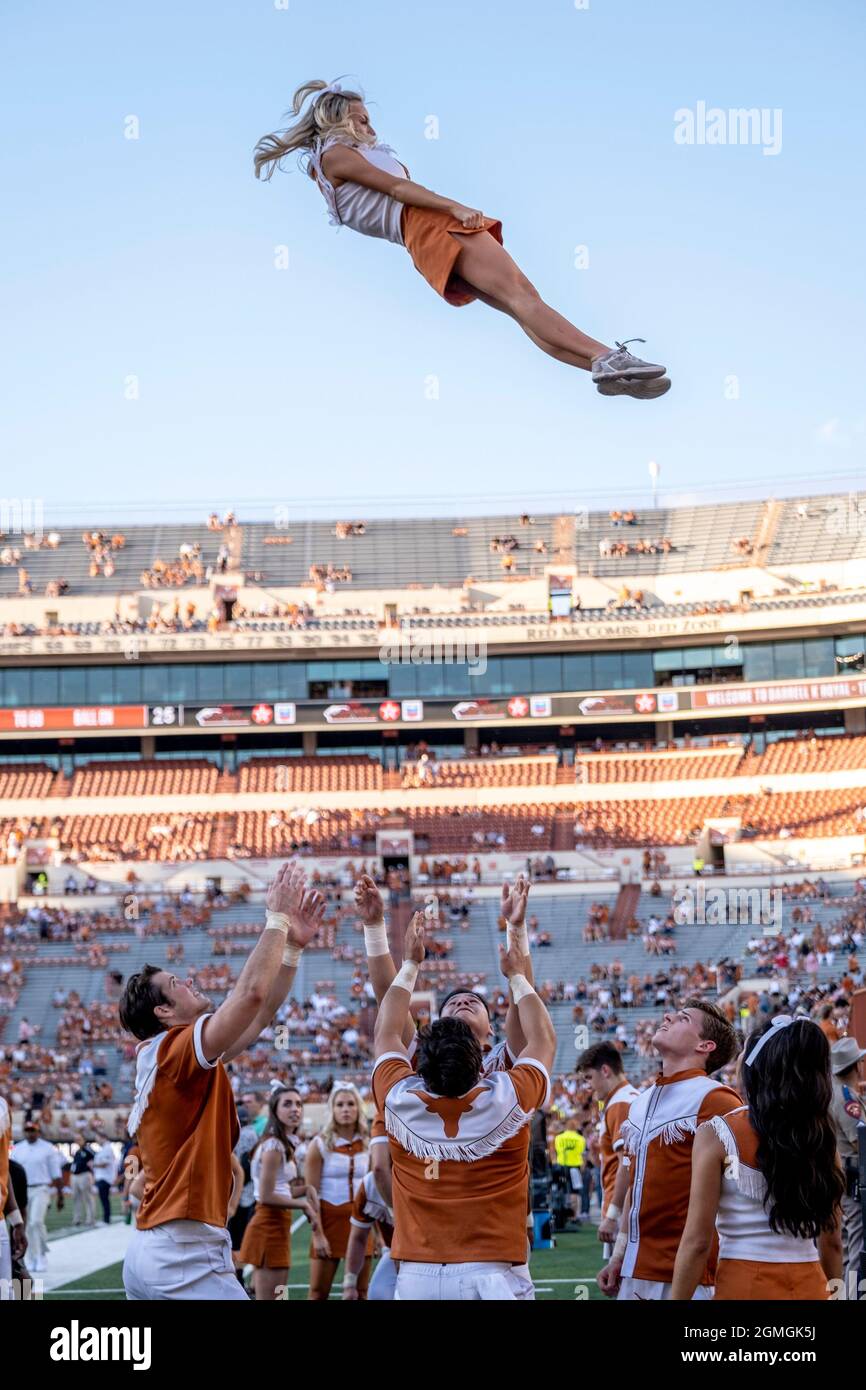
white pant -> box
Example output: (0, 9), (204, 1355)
(71, 1173), (95, 1225)
(26, 1186), (51, 1265)
(395, 1261), (535, 1301)
(368, 1249), (397, 1301)
(0, 1222), (11, 1298)
(124, 1220), (249, 1301)
(618, 1276), (714, 1300)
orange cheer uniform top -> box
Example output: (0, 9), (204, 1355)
(373, 1049), (550, 1265)
(619, 1068), (741, 1284)
(598, 1078), (639, 1210)
(128, 1014), (239, 1232)
(309, 1133), (369, 1259)
(704, 1106), (831, 1301)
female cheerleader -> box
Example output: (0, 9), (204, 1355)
(254, 80), (670, 400)
(239, 1084), (321, 1301)
(671, 1015), (844, 1300)
(304, 1083), (372, 1301)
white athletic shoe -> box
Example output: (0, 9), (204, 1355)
(592, 339), (667, 382)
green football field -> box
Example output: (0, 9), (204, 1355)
(44, 1223), (605, 1301)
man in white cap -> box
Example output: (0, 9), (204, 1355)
(830, 1035), (866, 1291)
(10, 1119), (64, 1274)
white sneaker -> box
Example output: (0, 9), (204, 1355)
(592, 339), (667, 382)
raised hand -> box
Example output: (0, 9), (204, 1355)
(266, 861), (306, 918)
(499, 941), (526, 980)
(354, 873), (385, 925)
(501, 873), (530, 927)
(403, 911), (426, 965)
(288, 888), (327, 948)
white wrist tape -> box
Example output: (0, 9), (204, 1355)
(509, 973), (535, 1003)
(507, 923), (529, 956)
(364, 921), (389, 957)
(282, 941), (303, 968)
(613, 1233), (627, 1262)
(343, 1271), (358, 1288)
(604, 1203), (621, 1221)
(393, 960), (418, 993)
(7, 1209), (23, 1228)
(265, 911), (290, 938)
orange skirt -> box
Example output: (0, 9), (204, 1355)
(401, 205), (504, 306)
(714, 1259), (829, 1301)
(239, 1204), (292, 1270)
(311, 1200), (374, 1261)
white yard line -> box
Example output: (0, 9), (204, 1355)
(42, 1221), (131, 1291)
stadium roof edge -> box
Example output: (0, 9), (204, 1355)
(23, 478), (866, 526)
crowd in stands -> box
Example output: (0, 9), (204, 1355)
(599, 536), (673, 558)
(140, 541), (208, 589)
(308, 562), (352, 590)
(81, 530), (126, 581)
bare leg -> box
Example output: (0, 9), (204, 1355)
(450, 232), (610, 371)
(308, 1255), (339, 1300)
(466, 283), (591, 369)
(252, 1265), (288, 1301)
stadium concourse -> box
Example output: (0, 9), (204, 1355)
(1, 492), (865, 1301)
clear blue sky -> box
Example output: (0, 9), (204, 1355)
(3, 0), (864, 522)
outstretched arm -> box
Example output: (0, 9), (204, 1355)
(321, 146), (486, 228)
(355, 874), (415, 1049)
(205, 864), (323, 1064)
(221, 871), (326, 1064)
(373, 913), (425, 1059)
(502, 875), (534, 1060)
(499, 940), (556, 1073)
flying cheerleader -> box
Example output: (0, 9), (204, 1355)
(255, 80), (671, 400)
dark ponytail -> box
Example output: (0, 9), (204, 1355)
(743, 1018), (844, 1239)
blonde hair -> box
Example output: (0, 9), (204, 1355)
(253, 78), (370, 182)
(318, 1083), (369, 1151)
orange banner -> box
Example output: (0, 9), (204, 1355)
(0, 704), (148, 731)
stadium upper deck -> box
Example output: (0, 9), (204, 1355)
(1, 491), (864, 749)
(2, 491), (865, 599)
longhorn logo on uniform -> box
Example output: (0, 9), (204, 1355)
(415, 1087), (486, 1138)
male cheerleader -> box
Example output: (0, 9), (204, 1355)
(577, 1041), (639, 1253)
(372, 913), (556, 1299)
(119, 862), (324, 1299)
(598, 1000), (740, 1300)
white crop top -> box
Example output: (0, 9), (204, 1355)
(251, 1136), (297, 1203)
(308, 138), (408, 245)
